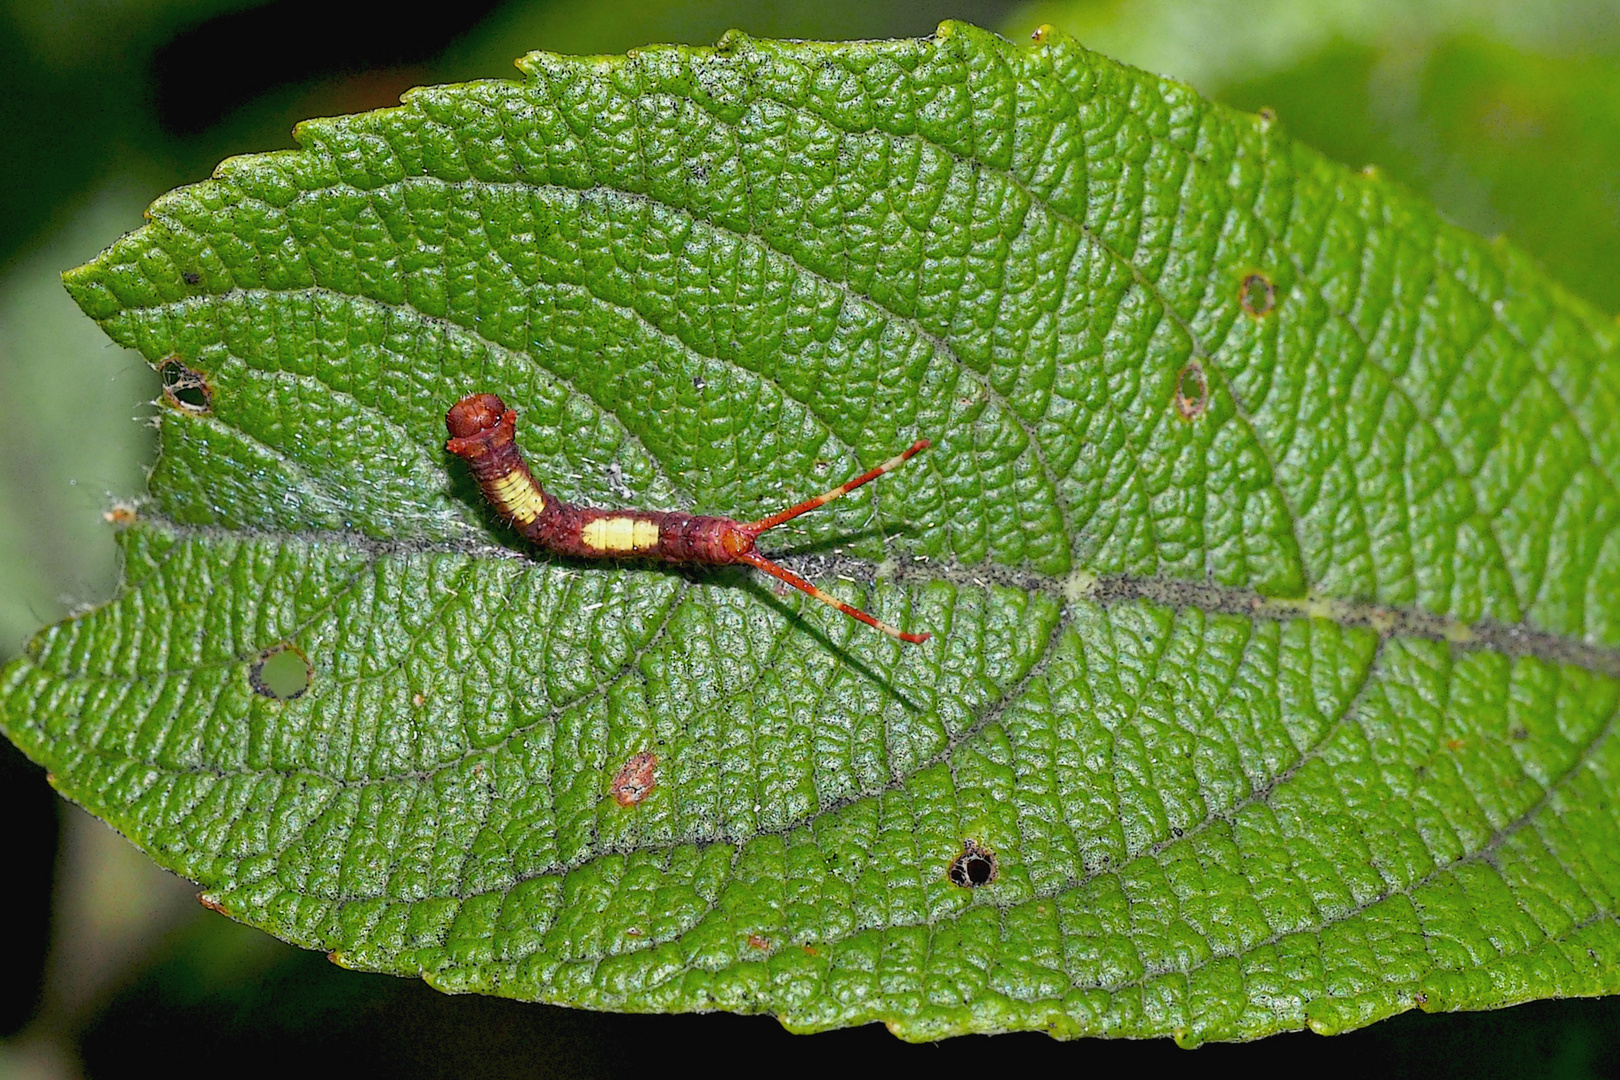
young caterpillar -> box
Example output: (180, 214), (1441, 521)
(446, 393), (932, 643)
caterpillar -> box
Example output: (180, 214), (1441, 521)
(446, 393), (932, 643)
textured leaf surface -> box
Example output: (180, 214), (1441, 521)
(7, 22), (1620, 1043)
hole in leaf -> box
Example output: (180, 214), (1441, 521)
(1240, 272), (1276, 318)
(1175, 360), (1208, 421)
(610, 751), (658, 806)
(158, 357), (213, 414)
(250, 645), (310, 700)
(948, 840), (997, 888)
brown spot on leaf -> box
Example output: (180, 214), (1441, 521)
(158, 356), (213, 414)
(1175, 360), (1208, 421)
(610, 751), (658, 807)
(948, 839), (997, 888)
(1240, 273), (1276, 318)
(250, 644), (310, 700)
(747, 934), (771, 951)
(198, 894), (227, 914)
(182, 271), (201, 285)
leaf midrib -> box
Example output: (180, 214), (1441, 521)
(34, 514), (1620, 679)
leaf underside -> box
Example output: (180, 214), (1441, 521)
(7, 21), (1620, 1044)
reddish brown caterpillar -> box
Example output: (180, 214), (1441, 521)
(446, 393), (932, 643)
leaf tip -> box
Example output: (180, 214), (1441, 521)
(60, 261), (122, 322)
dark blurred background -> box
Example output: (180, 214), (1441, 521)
(4, 1), (1620, 1076)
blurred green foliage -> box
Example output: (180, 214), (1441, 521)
(0, 193), (157, 662)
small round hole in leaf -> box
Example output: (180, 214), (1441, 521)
(158, 356), (213, 414)
(1174, 360), (1208, 421)
(250, 645), (310, 700)
(1240, 273), (1276, 318)
(947, 840), (997, 888)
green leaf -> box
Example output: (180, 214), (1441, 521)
(7, 21), (1620, 1043)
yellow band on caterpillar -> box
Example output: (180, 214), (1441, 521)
(581, 516), (660, 553)
(489, 469), (546, 524)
